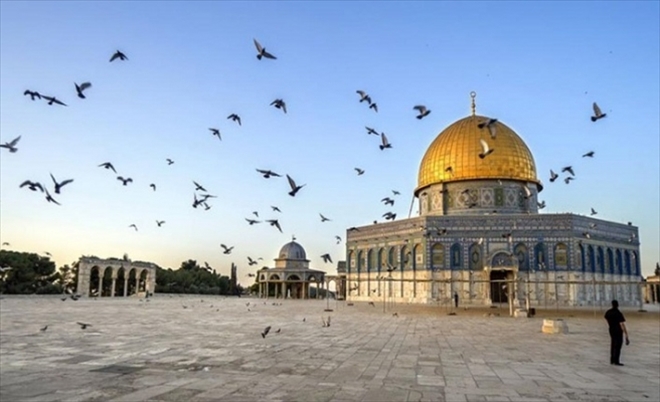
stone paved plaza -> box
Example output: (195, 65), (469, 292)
(1, 296), (658, 402)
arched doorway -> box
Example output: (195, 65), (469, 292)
(89, 266), (101, 297)
(490, 270), (508, 304)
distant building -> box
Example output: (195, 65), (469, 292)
(230, 263), (237, 294)
(76, 256), (157, 297)
(345, 94), (642, 307)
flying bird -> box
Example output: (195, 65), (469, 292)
(354, 168), (365, 175)
(590, 208), (597, 216)
(591, 102), (606, 122)
(383, 212), (396, 221)
(227, 114), (241, 125)
(356, 90), (372, 104)
(319, 213), (331, 222)
(98, 162), (116, 173)
(381, 197), (394, 206)
(245, 218), (261, 225)
(42, 96), (67, 106)
(335, 235), (342, 244)
(479, 139), (494, 159)
(271, 206), (281, 212)
(40, 325), (48, 332)
(392, 190), (400, 196)
(379, 133), (392, 150)
(0, 136), (21, 153)
(247, 273), (256, 277)
(270, 99), (287, 114)
(1, 242), (9, 246)
(209, 128), (221, 140)
(562, 166), (575, 176)
(582, 151), (595, 158)
(261, 325), (272, 338)
(166, 158), (174, 165)
(156, 220), (165, 227)
(44, 189), (60, 205)
(247, 257), (258, 266)
(549, 169), (559, 183)
(253, 211), (259, 217)
(413, 105), (431, 119)
(20, 180), (44, 192)
(256, 169), (281, 178)
(365, 126), (378, 135)
(74, 82), (92, 99)
(150, 183), (156, 191)
(286, 174), (305, 197)
(50, 173), (74, 194)
(193, 181), (207, 192)
(129, 224), (138, 231)
(537, 200), (546, 209)
(253, 39), (277, 60)
(522, 186), (532, 200)
(76, 322), (92, 330)
(24, 90), (41, 100)
(109, 50), (128, 62)
(220, 244), (234, 254)
(564, 177), (574, 184)
(117, 176), (133, 186)
(266, 219), (282, 233)
(321, 253), (333, 264)
(347, 227), (359, 232)
(369, 103), (378, 112)
(478, 118), (498, 139)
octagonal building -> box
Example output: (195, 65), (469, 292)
(345, 94), (642, 307)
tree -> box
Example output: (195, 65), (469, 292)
(0, 250), (59, 294)
(655, 262), (660, 277)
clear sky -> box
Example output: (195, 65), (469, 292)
(1, 1), (658, 283)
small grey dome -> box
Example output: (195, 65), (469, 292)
(278, 241), (307, 260)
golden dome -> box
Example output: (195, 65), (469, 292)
(416, 115), (540, 194)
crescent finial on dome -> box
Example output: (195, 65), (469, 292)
(470, 91), (477, 116)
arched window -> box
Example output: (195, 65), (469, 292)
(624, 250), (631, 276)
(597, 247), (605, 274)
(468, 243), (482, 272)
(450, 243), (462, 270)
(575, 244), (583, 271)
(515, 243), (529, 272)
(554, 243), (567, 269)
(615, 249), (622, 275)
(632, 251), (639, 276)
(534, 243), (547, 270)
(388, 247), (396, 266)
(377, 248), (384, 274)
(413, 244), (423, 269)
(431, 243), (444, 270)
(367, 249), (375, 273)
(348, 251), (355, 275)
(606, 248), (614, 275)
(357, 250), (364, 274)
(587, 245), (595, 273)
(400, 245), (410, 271)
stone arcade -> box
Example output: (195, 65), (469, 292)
(76, 256), (157, 297)
(345, 94), (642, 307)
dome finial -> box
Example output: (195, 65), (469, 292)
(470, 91), (477, 116)
(292, 234), (296, 241)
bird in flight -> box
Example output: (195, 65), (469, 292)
(220, 244), (234, 254)
(335, 235), (342, 244)
(129, 224), (138, 231)
(392, 190), (400, 196)
(590, 208), (597, 216)
(98, 162), (116, 173)
(209, 128), (221, 140)
(156, 220), (165, 227)
(253, 39), (277, 60)
(321, 253), (333, 263)
(245, 218), (261, 225)
(0, 136), (21, 153)
(478, 118), (498, 139)
(286, 174), (305, 197)
(20, 180), (44, 192)
(379, 133), (392, 150)
(582, 151), (594, 158)
(77, 322), (92, 330)
(24, 90), (41, 100)
(253, 211), (259, 217)
(109, 50), (128, 62)
(150, 183), (156, 191)
(365, 126), (379, 136)
(522, 186), (532, 199)
(261, 325), (272, 338)
(193, 181), (207, 192)
(320, 213), (331, 222)
(247, 257), (258, 266)
(166, 158), (174, 165)
(42, 96), (67, 106)
(40, 325), (48, 332)
(591, 102), (606, 122)
(381, 197), (394, 206)
(271, 206), (281, 213)
(549, 169), (559, 182)
(478, 139), (494, 159)
(354, 168), (365, 176)
(50, 173), (74, 194)
(44, 189), (60, 205)
(537, 200), (546, 209)
(117, 176), (133, 186)
(564, 177), (574, 184)
(75, 82), (92, 99)
(356, 90), (372, 104)
(247, 273), (256, 277)
(561, 166), (575, 176)
(227, 114), (241, 126)
(256, 169), (281, 178)
(270, 99), (287, 114)
(1, 242), (9, 246)
(369, 103), (378, 112)
(266, 219), (282, 233)
(383, 212), (397, 221)
(413, 105), (431, 119)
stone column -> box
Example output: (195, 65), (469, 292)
(97, 274), (103, 297)
(135, 275), (139, 295)
(123, 278), (128, 297)
(281, 283), (286, 299)
(111, 274), (117, 298)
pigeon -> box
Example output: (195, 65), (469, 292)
(253, 211), (259, 217)
(321, 253), (333, 263)
(40, 325), (48, 332)
(166, 158), (174, 165)
(590, 208), (597, 216)
(77, 322), (92, 330)
(74, 82), (92, 99)
(0, 266), (13, 274)
(98, 162), (117, 173)
(275, 328), (281, 333)
(260, 325), (272, 339)
(522, 186), (532, 200)
(24, 90), (41, 100)
(266, 219), (282, 233)
(365, 126), (379, 135)
(582, 232), (591, 239)
(582, 151), (595, 158)
(319, 213), (331, 222)
(549, 169), (559, 182)
(369, 103), (378, 112)
(44, 189), (60, 205)
(109, 50), (128, 62)
(0, 136), (21, 153)
(247, 273), (256, 277)
(381, 197), (394, 206)
(42, 96), (67, 106)
(253, 39), (277, 60)
(478, 118), (498, 139)
(20, 180), (44, 192)
(537, 201), (546, 209)
(227, 114), (241, 125)
(256, 169), (281, 178)
(445, 166), (453, 173)
(129, 224), (138, 231)
(156, 220), (165, 227)
(589, 223), (598, 229)
(117, 176), (133, 186)
(1, 242), (9, 246)
(270, 99), (287, 114)
(379, 133), (392, 150)
(203, 262), (213, 272)
(591, 102), (606, 122)
(354, 168), (365, 175)
(245, 218), (261, 225)
(356, 90), (371, 104)
(150, 183), (156, 191)
(271, 206), (281, 212)
(392, 190), (400, 196)
(193, 181), (207, 192)
(368, 301), (376, 306)
(383, 212), (396, 221)
(564, 177), (574, 184)
(286, 174), (305, 197)
(220, 244), (234, 254)
(562, 166), (575, 176)
(335, 236), (342, 244)
(209, 128), (221, 140)
(50, 173), (74, 194)
(479, 139), (494, 159)
(347, 227), (359, 232)
(247, 257), (258, 266)
(413, 105), (431, 119)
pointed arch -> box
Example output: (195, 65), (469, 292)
(431, 243), (444, 270)
(606, 248), (614, 274)
(450, 243), (462, 270)
(615, 249), (623, 275)
(534, 242), (547, 270)
(468, 243), (482, 272)
(553, 243), (567, 269)
(587, 245), (595, 274)
(597, 247), (605, 274)
(624, 250), (631, 276)
(514, 243), (529, 272)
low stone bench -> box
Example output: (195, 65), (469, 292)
(542, 318), (568, 334)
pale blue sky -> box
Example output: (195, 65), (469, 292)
(1, 1), (658, 282)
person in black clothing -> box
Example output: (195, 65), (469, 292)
(604, 300), (630, 366)
(453, 292), (459, 308)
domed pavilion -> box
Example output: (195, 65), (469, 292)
(345, 93), (642, 309)
(257, 239), (327, 299)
